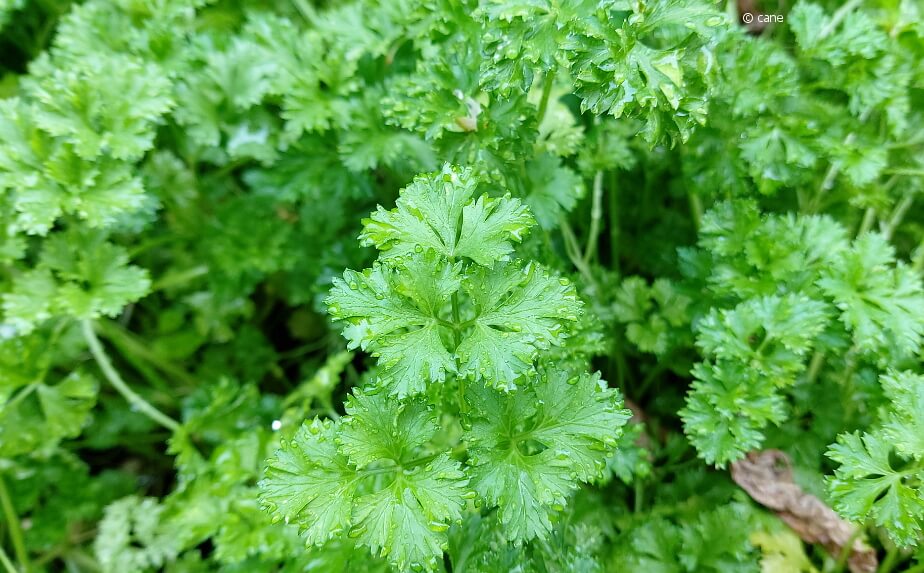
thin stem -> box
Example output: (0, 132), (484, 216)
(536, 70), (556, 124)
(883, 168), (924, 177)
(6, 383), (38, 410)
(831, 527), (862, 573)
(96, 321), (197, 388)
(913, 238), (924, 273)
(0, 476), (28, 572)
(888, 136), (924, 149)
(633, 479), (644, 513)
(608, 170), (620, 274)
(636, 361), (667, 398)
(883, 194), (914, 240)
(291, 0), (318, 25)
(819, 0), (862, 39)
(857, 207), (876, 237)
(0, 547), (17, 573)
(688, 192), (703, 230)
(877, 544), (901, 573)
(81, 320), (180, 432)
(450, 291), (466, 415)
(583, 171), (605, 264)
(559, 217), (598, 291)
(811, 110), (870, 213)
(150, 265), (208, 292)
(804, 351), (826, 386)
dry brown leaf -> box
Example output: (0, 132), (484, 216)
(730, 450), (878, 573)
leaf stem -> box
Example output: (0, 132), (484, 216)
(877, 544), (901, 573)
(857, 207), (876, 237)
(536, 70), (556, 124)
(81, 320), (180, 432)
(804, 350), (826, 385)
(5, 383), (38, 410)
(884, 168), (924, 177)
(608, 170), (621, 273)
(450, 292), (467, 415)
(831, 526), (862, 573)
(0, 476), (28, 572)
(291, 0), (318, 25)
(150, 265), (208, 292)
(95, 320), (197, 388)
(559, 216), (598, 291)
(883, 193), (914, 240)
(583, 171), (605, 264)
(819, 0), (862, 39)
(633, 479), (644, 513)
(811, 110), (871, 213)
(688, 192), (703, 230)
(0, 547), (17, 573)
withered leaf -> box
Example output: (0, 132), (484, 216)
(731, 450), (878, 573)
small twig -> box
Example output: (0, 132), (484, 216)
(82, 320), (180, 432)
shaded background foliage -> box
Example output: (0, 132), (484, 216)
(0, 0), (923, 571)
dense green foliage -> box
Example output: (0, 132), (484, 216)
(0, 0), (922, 572)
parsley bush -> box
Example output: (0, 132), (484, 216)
(1, 0), (922, 572)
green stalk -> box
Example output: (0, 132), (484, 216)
(5, 384), (38, 410)
(559, 216), (598, 291)
(150, 265), (208, 293)
(583, 171), (605, 264)
(608, 170), (620, 274)
(883, 194), (914, 240)
(451, 291), (466, 415)
(857, 207), (876, 237)
(831, 527), (862, 573)
(633, 479), (644, 513)
(877, 545), (901, 573)
(804, 351), (826, 386)
(536, 70), (556, 124)
(0, 547), (17, 573)
(291, 0), (318, 25)
(81, 320), (181, 432)
(96, 320), (197, 388)
(819, 0), (862, 39)
(0, 476), (28, 572)
(688, 192), (703, 230)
